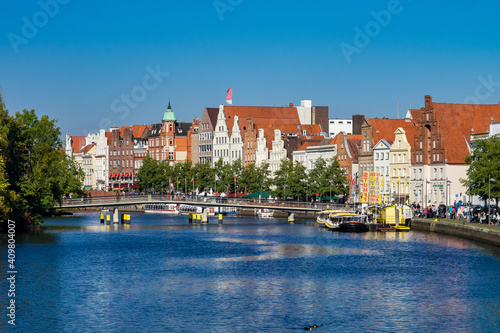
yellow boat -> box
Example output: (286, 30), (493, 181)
(380, 205), (412, 227)
(316, 209), (342, 225)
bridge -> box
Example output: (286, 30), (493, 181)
(52, 194), (337, 223)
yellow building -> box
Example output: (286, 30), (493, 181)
(390, 127), (413, 204)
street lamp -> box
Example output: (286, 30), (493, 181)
(489, 175), (492, 226)
(329, 180), (333, 204)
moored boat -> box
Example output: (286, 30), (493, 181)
(336, 214), (370, 232)
(144, 203), (179, 214)
(317, 209), (342, 225)
(257, 208), (273, 218)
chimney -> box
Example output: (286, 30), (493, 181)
(425, 95), (432, 109)
(289, 103), (294, 107)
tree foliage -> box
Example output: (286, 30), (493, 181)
(0, 93), (84, 230)
(462, 135), (500, 204)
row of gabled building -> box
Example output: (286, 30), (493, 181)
(66, 95), (500, 206)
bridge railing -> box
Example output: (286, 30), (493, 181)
(55, 194), (349, 210)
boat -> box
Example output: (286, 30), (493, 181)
(380, 205), (412, 226)
(143, 203), (179, 214)
(316, 209), (343, 225)
(336, 214), (370, 232)
(178, 205), (216, 216)
(257, 208), (273, 218)
(215, 206), (238, 215)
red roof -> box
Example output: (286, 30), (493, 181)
(415, 100), (500, 164)
(369, 118), (418, 145)
(224, 106), (301, 138)
(71, 136), (86, 154)
(81, 143), (96, 154)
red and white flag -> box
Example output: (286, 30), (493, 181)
(226, 87), (232, 105)
(191, 177), (194, 183)
(169, 178), (174, 192)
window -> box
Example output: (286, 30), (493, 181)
(433, 140), (436, 148)
(376, 153), (379, 160)
(420, 141), (422, 149)
(169, 152), (174, 160)
(398, 140), (401, 148)
(403, 154), (406, 163)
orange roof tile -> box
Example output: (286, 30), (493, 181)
(81, 143), (96, 154)
(416, 101), (500, 164)
(225, 106), (301, 138)
(369, 118), (418, 145)
(71, 136), (86, 154)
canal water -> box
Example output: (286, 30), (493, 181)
(1, 213), (500, 332)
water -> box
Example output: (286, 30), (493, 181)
(2, 213), (500, 332)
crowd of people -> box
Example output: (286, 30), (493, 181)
(411, 201), (500, 225)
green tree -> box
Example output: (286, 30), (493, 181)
(308, 157), (329, 197)
(192, 161), (214, 192)
(325, 157), (349, 199)
(239, 162), (271, 193)
(273, 158), (293, 200)
(288, 161), (307, 200)
(462, 135), (500, 204)
(136, 156), (162, 192)
(0, 95), (84, 229)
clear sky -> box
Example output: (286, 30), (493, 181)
(1, 0), (500, 137)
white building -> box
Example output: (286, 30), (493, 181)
(329, 118), (352, 137)
(269, 129), (287, 174)
(230, 115), (243, 162)
(373, 139), (391, 205)
(66, 130), (110, 190)
(293, 144), (337, 172)
(255, 128), (269, 167)
(212, 105), (244, 165)
(85, 129), (109, 190)
(296, 100), (312, 125)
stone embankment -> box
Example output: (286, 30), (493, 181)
(411, 218), (500, 247)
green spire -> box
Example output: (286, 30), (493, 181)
(163, 100), (176, 122)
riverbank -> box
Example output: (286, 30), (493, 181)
(411, 218), (500, 247)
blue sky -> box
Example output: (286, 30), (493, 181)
(1, 0), (500, 137)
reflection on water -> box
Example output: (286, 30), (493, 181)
(208, 237), (380, 262)
(1, 213), (499, 332)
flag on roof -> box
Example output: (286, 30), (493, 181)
(226, 87), (232, 105)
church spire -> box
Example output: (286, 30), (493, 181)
(163, 100), (176, 122)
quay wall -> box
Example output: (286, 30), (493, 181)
(411, 218), (500, 247)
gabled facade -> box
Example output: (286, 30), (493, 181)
(410, 95), (500, 206)
(358, 117), (418, 203)
(390, 128), (412, 205)
(270, 129), (287, 174)
(373, 139), (390, 205)
(212, 105), (231, 165)
(66, 130), (109, 190)
(255, 128), (268, 167)
(198, 108), (218, 165)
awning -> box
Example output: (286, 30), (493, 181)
(120, 184), (128, 188)
(130, 184), (138, 189)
